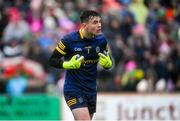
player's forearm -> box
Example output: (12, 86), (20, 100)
(49, 57), (63, 68)
(49, 50), (63, 68)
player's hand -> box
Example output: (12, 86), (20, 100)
(63, 54), (84, 69)
(98, 51), (112, 69)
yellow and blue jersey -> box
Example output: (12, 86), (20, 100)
(56, 29), (108, 93)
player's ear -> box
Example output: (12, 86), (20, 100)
(81, 22), (86, 28)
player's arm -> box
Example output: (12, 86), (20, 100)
(49, 49), (64, 68)
(49, 40), (84, 69)
(98, 44), (113, 69)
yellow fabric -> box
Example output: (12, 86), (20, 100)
(58, 41), (66, 50)
(79, 29), (84, 39)
(56, 46), (66, 55)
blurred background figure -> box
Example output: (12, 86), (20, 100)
(0, 0), (180, 95)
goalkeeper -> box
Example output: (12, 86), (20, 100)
(49, 10), (113, 120)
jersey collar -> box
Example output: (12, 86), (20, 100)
(79, 28), (95, 40)
(79, 28), (84, 39)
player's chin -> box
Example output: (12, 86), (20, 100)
(94, 31), (102, 36)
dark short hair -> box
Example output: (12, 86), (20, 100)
(80, 10), (101, 23)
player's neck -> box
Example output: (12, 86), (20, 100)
(81, 28), (94, 39)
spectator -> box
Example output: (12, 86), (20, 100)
(6, 65), (28, 96)
(3, 7), (30, 42)
(0, 0), (180, 93)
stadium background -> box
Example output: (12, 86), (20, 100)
(0, 0), (180, 120)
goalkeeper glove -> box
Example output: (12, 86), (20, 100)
(98, 51), (112, 69)
(63, 54), (84, 69)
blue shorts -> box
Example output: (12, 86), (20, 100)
(64, 91), (97, 114)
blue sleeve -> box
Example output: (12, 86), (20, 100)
(100, 34), (109, 52)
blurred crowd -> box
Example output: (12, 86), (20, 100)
(0, 0), (180, 96)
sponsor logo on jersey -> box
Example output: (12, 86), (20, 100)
(82, 59), (99, 64)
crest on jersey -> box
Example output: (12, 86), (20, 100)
(96, 46), (100, 53)
(78, 97), (84, 103)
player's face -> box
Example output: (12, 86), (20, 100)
(85, 16), (102, 36)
